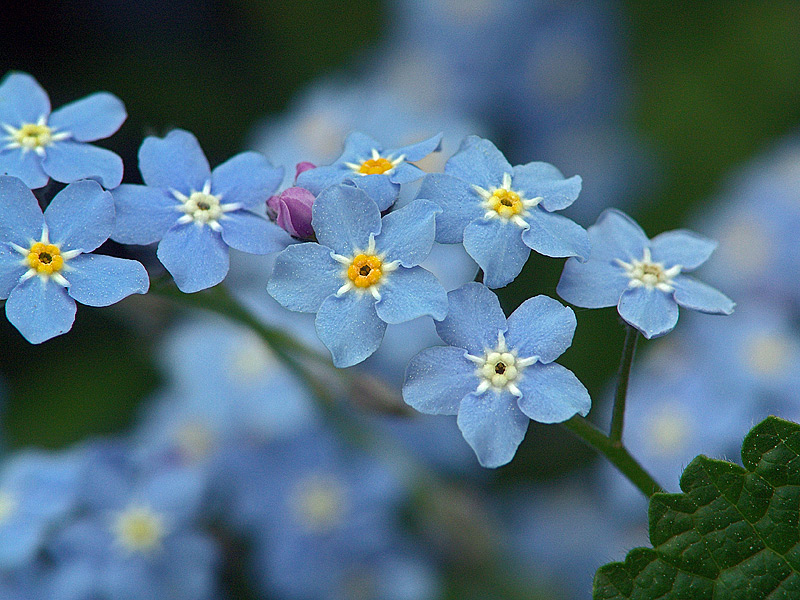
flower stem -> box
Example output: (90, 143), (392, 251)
(562, 415), (663, 497)
(609, 324), (639, 444)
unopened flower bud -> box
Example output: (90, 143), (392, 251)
(267, 187), (316, 239)
(295, 161), (316, 179)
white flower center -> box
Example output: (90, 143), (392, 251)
(175, 422), (216, 461)
(291, 475), (348, 533)
(466, 331), (537, 397)
(112, 504), (167, 554)
(616, 248), (681, 292)
(172, 180), (241, 231)
(745, 332), (792, 377)
(0, 491), (17, 525)
(330, 234), (400, 302)
(647, 403), (691, 456)
(472, 172), (542, 229)
(228, 332), (277, 381)
(344, 148), (405, 176)
(3, 116), (70, 156)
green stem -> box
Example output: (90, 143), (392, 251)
(609, 324), (639, 444)
(563, 415), (663, 497)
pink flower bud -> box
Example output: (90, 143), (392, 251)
(267, 187), (316, 239)
(295, 162), (316, 180)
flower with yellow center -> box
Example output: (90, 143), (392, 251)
(112, 505), (167, 554)
(330, 234), (400, 301)
(3, 116), (70, 156)
(472, 172), (543, 229)
(345, 148), (405, 177)
(171, 180), (242, 231)
(10, 225), (79, 287)
(616, 247), (682, 292)
(465, 330), (537, 397)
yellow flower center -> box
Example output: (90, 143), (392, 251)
(292, 475), (348, 533)
(357, 157), (395, 175)
(347, 254), (383, 288)
(488, 188), (524, 218)
(27, 242), (64, 275)
(14, 123), (55, 149)
(113, 505), (166, 554)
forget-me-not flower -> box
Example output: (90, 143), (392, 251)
(111, 129), (287, 292)
(0, 176), (149, 344)
(403, 282), (591, 468)
(297, 131), (443, 210)
(416, 135), (590, 288)
(557, 209), (735, 339)
(0, 72), (126, 189)
(268, 184), (448, 367)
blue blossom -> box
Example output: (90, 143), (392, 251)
(403, 282), (591, 468)
(0, 176), (149, 344)
(417, 135), (590, 288)
(268, 184), (448, 367)
(111, 129), (288, 293)
(557, 209), (735, 339)
(296, 131), (443, 210)
(0, 72), (125, 189)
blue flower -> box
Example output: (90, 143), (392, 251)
(0, 72), (126, 189)
(0, 176), (149, 344)
(403, 282), (591, 468)
(296, 131), (443, 210)
(111, 129), (288, 292)
(268, 185), (448, 367)
(557, 209), (735, 339)
(417, 135), (590, 288)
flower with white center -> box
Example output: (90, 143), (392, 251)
(404, 283), (590, 468)
(112, 504), (167, 554)
(3, 116), (70, 156)
(616, 247), (682, 292)
(172, 179), (242, 231)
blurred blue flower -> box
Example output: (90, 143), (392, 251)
(111, 129), (288, 292)
(268, 185), (447, 367)
(557, 209), (735, 339)
(0, 72), (125, 189)
(403, 282), (591, 468)
(0, 176), (148, 343)
(418, 135), (589, 288)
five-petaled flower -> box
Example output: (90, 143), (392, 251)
(403, 282), (591, 468)
(556, 209), (735, 339)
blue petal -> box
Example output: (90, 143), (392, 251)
(435, 282), (507, 354)
(463, 218), (530, 289)
(444, 136), (510, 191)
(339, 131), (383, 162)
(505, 295), (576, 364)
(374, 266), (447, 324)
(41, 141), (123, 189)
(110, 184), (178, 245)
(617, 286), (679, 339)
(393, 132), (443, 162)
(295, 164), (344, 196)
(521, 207), (590, 260)
(0, 243), (26, 298)
(0, 149), (48, 189)
(44, 180), (113, 252)
(375, 199), (440, 267)
(220, 210), (288, 254)
(649, 230), (718, 271)
(0, 521), (40, 569)
(0, 175), (44, 243)
(403, 346), (477, 415)
(588, 209), (649, 262)
(311, 184), (381, 255)
(267, 243), (342, 312)
(416, 173), (482, 244)
(456, 391), (528, 468)
(351, 175), (400, 211)
(315, 292), (386, 367)
(556, 256), (630, 308)
(64, 255), (148, 307)
(672, 275), (735, 315)
(211, 151), (283, 209)
(0, 72), (50, 125)
(511, 163), (582, 212)
(157, 223), (229, 293)
(48, 93), (126, 142)
(5, 277), (76, 344)
(389, 162), (426, 185)
(138, 129), (211, 193)
(516, 362), (591, 423)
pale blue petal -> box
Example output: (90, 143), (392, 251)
(0, 149), (48, 189)
(672, 275), (735, 315)
(617, 286), (679, 339)
(48, 93), (126, 142)
(111, 184), (178, 245)
(138, 129), (210, 193)
(521, 207), (590, 260)
(267, 243), (342, 312)
(311, 184), (380, 255)
(64, 255), (148, 307)
(403, 346), (477, 415)
(211, 151), (283, 209)
(5, 277), (76, 343)
(0, 175), (44, 242)
(444, 136), (510, 191)
(389, 162), (426, 184)
(394, 132), (442, 162)
(649, 230), (718, 271)
(463, 218), (530, 289)
(157, 223), (229, 293)
(375, 266), (447, 324)
(556, 257), (629, 308)
(457, 391), (528, 468)
(0, 243), (26, 298)
(340, 131), (382, 162)
(588, 209), (648, 262)
(41, 141), (123, 189)
(505, 295), (576, 364)
(295, 164), (343, 195)
(416, 173), (482, 244)
(512, 163), (581, 212)
(0, 521), (40, 569)
(315, 292), (386, 367)
(516, 362), (591, 423)
(351, 175), (400, 211)
(44, 180), (113, 252)
(435, 282), (507, 354)
(220, 210), (287, 254)
(0, 72), (50, 125)
(375, 199), (440, 267)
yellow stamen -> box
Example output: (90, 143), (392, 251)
(358, 157), (395, 175)
(347, 254), (383, 288)
(14, 123), (54, 149)
(488, 189), (523, 218)
(27, 242), (64, 275)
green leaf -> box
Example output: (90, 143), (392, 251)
(594, 416), (800, 600)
